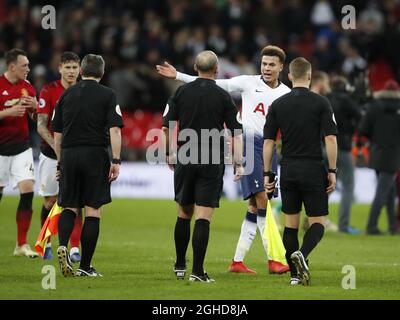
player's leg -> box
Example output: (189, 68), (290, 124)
(69, 208), (83, 263)
(38, 152), (58, 259)
(294, 163), (329, 286)
(189, 163), (223, 282)
(174, 203), (194, 279)
(0, 154), (10, 202)
(173, 161), (195, 278)
(229, 196), (257, 274)
(280, 163), (302, 283)
(14, 179), (37, 257)
(56, 148), (82, 276)
(57, 206), (79, 277)
(75, 206), (102, 277)
(189, 205), (215, 282)
(337, 150), (356, 233)
(367, 172), (396, 234)
(11, 148), (37, 258)
(283, 212), (301, 284)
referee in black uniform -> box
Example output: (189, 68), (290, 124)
(263, 57), (338, 286)
(162, 50), (244, 282)
(53, 54), (123, 277)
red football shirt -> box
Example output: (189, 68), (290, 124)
(38, 80), (65, 159)
(0, 75), (37, 156)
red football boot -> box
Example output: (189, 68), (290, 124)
(268, 260), (290, 274)
(228, 260), (257, 274)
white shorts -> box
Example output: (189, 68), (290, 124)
(38, 153), (58, 196)
(0, 148), (35, 189)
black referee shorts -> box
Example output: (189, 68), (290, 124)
(174, 162), (225, 208)
(58, 146), (111, 209)
(280, 160), (329, 217)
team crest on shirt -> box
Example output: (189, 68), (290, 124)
(39, 98), (46, 108)
(21, 88), (29, 97)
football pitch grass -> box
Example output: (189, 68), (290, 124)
(0, 196), (399, 300)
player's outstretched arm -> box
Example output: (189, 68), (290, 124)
(156, 61), (243, 93)
(156, 61), (177, 79)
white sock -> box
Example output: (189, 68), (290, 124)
(233, 213), (257, 262)
(70, 247), (79, 255)
(46, 243), (51, 248)
(257, 210), (271, 260)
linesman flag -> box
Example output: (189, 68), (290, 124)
(263, 200), (288, 267)
(35, 202), (62, 257)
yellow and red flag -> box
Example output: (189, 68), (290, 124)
(35, 202), (62, 257)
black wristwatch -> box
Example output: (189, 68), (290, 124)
(112, 158), (121, 165)
(328, 168), (338, 174)
(263, 171), (276, 178)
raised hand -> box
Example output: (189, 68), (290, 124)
(156, 61), (177, 79)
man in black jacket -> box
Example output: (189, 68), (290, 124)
(359, 79), (400, 235)
(328, 76), (362, 234)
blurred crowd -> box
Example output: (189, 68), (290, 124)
(1, 0), (400, 111)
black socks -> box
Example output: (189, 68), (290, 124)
(283, 227), (299, 277)
(192, 219), (210, 276)
(79, 217), (100, 271)
(41, 206), (51, 226)
(58, 209), (77, 247)
(300, 223), (325, 259)
(174, 217), (191, 268)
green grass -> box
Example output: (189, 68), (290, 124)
(0, 196), (399, 300)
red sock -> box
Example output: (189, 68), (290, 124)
(16, 209), (33, 246)
(70, 214), (83, 248)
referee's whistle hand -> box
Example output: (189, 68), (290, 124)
(108, 164), (120, 182)
(326, 173), (336, 194)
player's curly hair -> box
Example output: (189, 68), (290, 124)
(261, 46), (286, 64)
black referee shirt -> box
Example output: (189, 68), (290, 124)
(162, 78), (242, 161)
(52, 79), (123, 148)
(264, 87), (337, 161)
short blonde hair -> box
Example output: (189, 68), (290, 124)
(289, 57), (311, 80)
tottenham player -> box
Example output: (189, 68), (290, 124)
(37, 52), (83, 261)
(157, 46), (290, 274)
(0, 49), (39, 258)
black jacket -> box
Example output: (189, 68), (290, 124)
(359, 90), (400, 173)
(328, 90), (361, 151)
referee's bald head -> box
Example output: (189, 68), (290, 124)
(194, 50), (218, 73)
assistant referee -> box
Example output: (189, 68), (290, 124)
(263, 57), (338, 286)
(162, 50), (244, 282)
(52, 54), (123, 277)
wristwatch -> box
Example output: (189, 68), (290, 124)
(263, 171), (276, 178)
(328, 168), (338, 174)
(112, 158), (121, 165)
